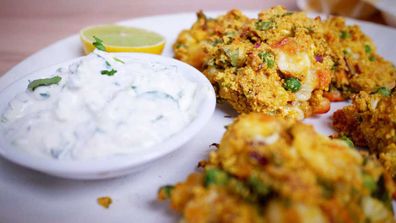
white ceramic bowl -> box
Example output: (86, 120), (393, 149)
(0, 53), (216, 180)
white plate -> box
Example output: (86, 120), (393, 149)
(0, 52), (216, 180)
(0, 11), (395, 223)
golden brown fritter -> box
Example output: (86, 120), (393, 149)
(173, 10), (249, 70)
(323, 17), (396, 101)
(173, 8), (396, 115)
(333, 90), (396, 178)
(159, 113), (395, 223)
(202, 6), (333, 119)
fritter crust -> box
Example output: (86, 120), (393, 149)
(173, 8), (396, 118)
(323, 17), (396, 100)
(333, 91), (396, 178)
(159, 113), (395, 223)
(173, 10), (249, 70)
(202, 7), (332, 119)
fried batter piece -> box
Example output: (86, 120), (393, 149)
(202, 6), (333, 119)
(333, 91), (396, 178)
(174, 8), (396, 117)
(159, 113), (395, 223)
(323, 17), (396, 101)
(173, 10), (249, 69)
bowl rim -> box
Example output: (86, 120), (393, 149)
(0, 52), (216, 179)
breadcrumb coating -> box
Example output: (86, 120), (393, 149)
(323, 17), (396, 100)
(333, 91), (396, 178)
(173, 7), (396, 118)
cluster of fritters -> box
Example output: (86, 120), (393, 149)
(173, 6), (395, 119)
(159, 113), (395, 222)
(158, 6), (396, 222)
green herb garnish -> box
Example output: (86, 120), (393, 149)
(248, 175), (271, 196)
(340, 31), (350, 39)
(258, 52), (275, 68)
(255, 20), (274, 31)
(93, 36), (106, 51)
(159, 185), (174, 198)
(225, 48), (240, 67)
(282, 12), (293, 17)
(340, 135), (354, 148)
(376, 87), (391, 96)
(28, 76), (62, 91)
(362, 174), (377, 193)
(204, 168), (229, 187)
(211, 38), (223, 46)
(369, 55), (376, 61)
(283, 77), (301, 92)
(364, 44), (372, 54)
(101, 69), (117, 76)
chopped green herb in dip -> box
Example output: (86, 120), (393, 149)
(101, 69), (117, 76)
(27, 76), (62, 91)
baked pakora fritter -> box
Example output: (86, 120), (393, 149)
(159, 113), (395, 223)
(333, 90), (396, 178)
(323, 17), (396, 100)
(205, 7), (334, 119)
(176, 7), (334, 119)
(173, 7), (396, 118)
(173, 10), (249, 70)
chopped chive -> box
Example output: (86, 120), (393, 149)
(93, 36), (106, 51)
(105, 61), (111, 67)
(28, 76), (62, 91)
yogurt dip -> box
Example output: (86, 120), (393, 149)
(1, 50), (205, 160)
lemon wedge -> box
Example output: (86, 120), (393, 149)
(80, 25), (165, 54)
